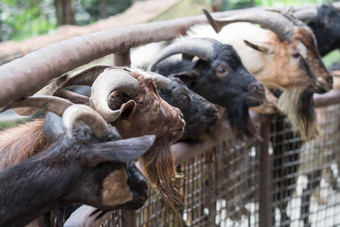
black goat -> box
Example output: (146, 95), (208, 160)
(0, 101), (155, 227)
(156, 75), (218, 141)
(295, 4), (340, 56)
(149, 37), (265, 141)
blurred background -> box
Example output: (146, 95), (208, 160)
(0, 0), (337, 42)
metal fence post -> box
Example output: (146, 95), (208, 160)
(114, 50), (131, 67)
(259, 116), (272, 227)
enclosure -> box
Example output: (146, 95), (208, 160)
(0, 2), (340, 227)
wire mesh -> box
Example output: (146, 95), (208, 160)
(270, 104), (340, 227)
(100, 103), (340, 227)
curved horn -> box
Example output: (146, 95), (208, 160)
(203, 9), (301, 41)
(1, 95), (108, 140)
(2, 95), (74, 116)
(149, 72), (171, 89)
(90, 68), (140, 122)
(62, 104), (109, 140)
(148, 38), (216, 71)
(294, 8), (318, 22)
(14, 65), (110, 116)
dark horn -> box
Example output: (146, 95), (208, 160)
(203, 9), (299, 41)
(90, 68), (140, 122)
(293, 8), (318, 22)
(148, 38), (216, 71)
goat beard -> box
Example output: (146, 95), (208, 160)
(139, 139), (182, 209)
(226, 102), (261, 142)
(277, 88), (319, 141)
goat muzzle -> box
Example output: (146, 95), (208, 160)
(314, 75), (333, 94)
(247, 82), (265, 107)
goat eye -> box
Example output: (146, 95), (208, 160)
(323, 17), (333, 27)
(216, 65), (228, 78)
(291, 53), (300, 59)
(179, 95), (189, 104)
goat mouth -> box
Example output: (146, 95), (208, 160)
(201, 116), (219, 127)
(247, 96), (264, 107)
(313, 86), (328, 94)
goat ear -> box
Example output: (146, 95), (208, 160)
(172, 70), (200, 83)
(80, 135), (156, 168)
(119, 100), (136, 121)
(244, 40), (273, 54)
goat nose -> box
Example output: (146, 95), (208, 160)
(206, 106), (218, 117)
(327, 76), (333, 87)
(250, 82), (265, 98)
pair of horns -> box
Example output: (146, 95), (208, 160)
(203, 8), (306, 41)
(1, 95), (108, 140)
(85, 67), (170, 122)
(148, 37), (219, 71)
(12, 67), (171, 123)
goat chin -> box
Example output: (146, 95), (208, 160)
(277, 89), (319, 141)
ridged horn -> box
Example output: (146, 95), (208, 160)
(1, 95), (108, 140)
(203, 9), (298, 41)
(294, 8), (318, 22)
(2, 95), (74, 116)
(90, 68), (140, 122)
(149, 72), (171, 89)
(62, 104), (109, 140)
(13, 65), (110, 116)
(148, 37), (216, 71)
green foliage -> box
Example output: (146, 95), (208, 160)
(0, 0), (57, 41)
(322, 50), (340, 68)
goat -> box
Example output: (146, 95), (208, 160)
(0, 67), (185, 209)
(0, 97), (155, 227)
(201, 9), (333, 140)
(148, 37), (265, 141)
(295, 4), (340, 57)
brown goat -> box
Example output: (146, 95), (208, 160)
(0, 67), (185, 209)
(200, 9), (333, 140)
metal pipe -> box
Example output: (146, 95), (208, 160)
(121, 210), (137, 227)
(114, 50), (131, 67)
(258, 116), (272, 227)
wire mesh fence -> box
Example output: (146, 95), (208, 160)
(99, 103), (340, 227)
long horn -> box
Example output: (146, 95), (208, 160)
(55, 89), (90, 105)
(294, 8), (318, 22)
(14, 65), (110, 116)
(1, 95), (74, 116)
(149, 72), (171, 89)
(203, 9), (301, 41)
(62, 104), (109, 139)
(90, 68), (140, 122)
(1, 95), (109, 140)
(148, 38), (216, 71)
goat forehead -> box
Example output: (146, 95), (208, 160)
(294, 28), (317, 49)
